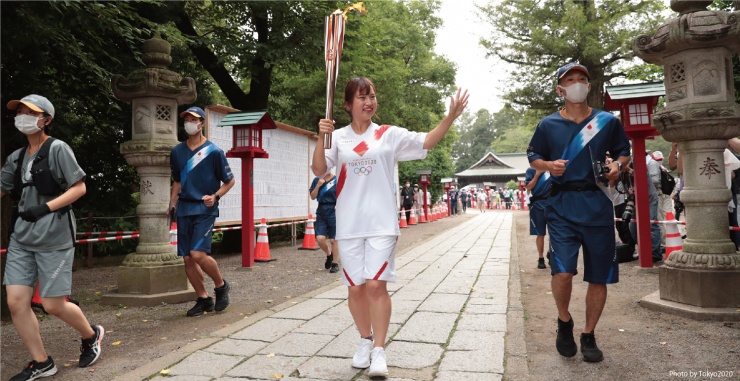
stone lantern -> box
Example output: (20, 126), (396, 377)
(633, 0), (740, 314)
(102, 33), (197, 306)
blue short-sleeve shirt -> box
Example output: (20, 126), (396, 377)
(527, 109), (630, 226)
(171, 140), (234, 217)
(449, 190), (458, 202)
(525, 168), (552, 199)
(310, 176), (338, 217)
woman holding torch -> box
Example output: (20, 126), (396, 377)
(312, 77), (468, 378)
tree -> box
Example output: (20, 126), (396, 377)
(451, 104), (522, 172)
(478, 0), (665, 112)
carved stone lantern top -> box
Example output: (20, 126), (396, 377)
(112, 33), (197, 104)
(632, 5), (740, 64)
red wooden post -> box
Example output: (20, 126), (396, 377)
(632, 138), (654, 268)
(242, 158), (255, 268)
(423, 184), (428, 221)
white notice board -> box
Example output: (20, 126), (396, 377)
(206, 106), (317, 225)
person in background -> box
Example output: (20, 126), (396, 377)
(460, 190), (468, 213)
(725, 139), (740, 249)
(477, 189), (487, 213)
(310, 172), (340, 273)
(525, 168), (551, 269)
(448, 186), (459, 216)
(413, 184), (420, 220)
(607, 158), (636, 253)
(668, 143), (685, 232)
(648, 151), (668, 245)
(401, 180), (414, 224)
(502, 188), (511, 209)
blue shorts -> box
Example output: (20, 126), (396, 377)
(315, 213), (336, 239)
(529, 204), (547, 236)
(177, 214), (216, 256)
(547, 209), (618, 284)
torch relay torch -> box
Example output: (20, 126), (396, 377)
(324, 2), (366, 149)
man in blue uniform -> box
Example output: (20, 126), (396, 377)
(169, 107), (236, 317)
(310, 172), (339, 273)
(525, 168), (551, 269)
(527, 63), (630, 363)
(448, 186), (458, 216)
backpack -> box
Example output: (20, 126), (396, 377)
(660, 170), (676, 195)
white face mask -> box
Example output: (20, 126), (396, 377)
(559, 82), (590, 103)
(184, 122), (202, 135)
(15, 114), (43, 135)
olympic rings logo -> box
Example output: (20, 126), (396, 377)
(354, 166), (372, 176)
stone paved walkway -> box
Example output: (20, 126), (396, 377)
(145, 212), (512, 381)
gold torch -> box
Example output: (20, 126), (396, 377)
(324, 2), (366, 149)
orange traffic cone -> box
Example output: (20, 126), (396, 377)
(523, 201), (529, 211)
(299, 215), (319, 250)
(409, 207), (418, 225)
(665, 211), (683, 261)
(493, 202), (497, 210)
(255, 218), (276, 262)
(399, 207), (408, 228)
(419, 207), (427, 223)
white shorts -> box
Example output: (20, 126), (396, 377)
(338, 236), (397, 286)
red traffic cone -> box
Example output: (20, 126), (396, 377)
(409, 207), (418, 225)
(255, 218), (276, 262)
(400, 208), (408, 228)
(665, 211), (683, 261)
(170, 222), (178, 250)
(32, 282), (71, 313)
(419, 207), (427, 223)
(299, 215), (319, 250)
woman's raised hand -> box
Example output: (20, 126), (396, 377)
(448, 88), (470, 120)
(318, 119), (335, 136)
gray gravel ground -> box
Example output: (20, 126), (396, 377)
(1, 212), (474, 381)
(513, 212), (740, 381)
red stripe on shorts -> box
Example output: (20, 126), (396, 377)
(343, 269), (356, 286)
(373, 261), (389, 280)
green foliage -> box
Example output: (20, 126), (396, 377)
(269, 0), (456, 134)
(212, 231), (224, 244)
(490, 109), (548, 154)
(506, 180), (519, 189)
(623, 63), (664, 82)
(478, 0), (666, 112)
(452, 105), (525, 172)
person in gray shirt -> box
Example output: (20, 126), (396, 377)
(1, 95), (105, 380)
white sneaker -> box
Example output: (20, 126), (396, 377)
(368, 347), (389, 379)
(352, 337), (373, 368)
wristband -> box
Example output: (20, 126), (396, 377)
(215, 194), (221, 202)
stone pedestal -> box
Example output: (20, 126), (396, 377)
(102, 33), (197, 306)
(633, 1), (740, 315)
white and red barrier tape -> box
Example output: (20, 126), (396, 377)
(77, 231), (140, 235)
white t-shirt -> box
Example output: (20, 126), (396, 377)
(477, 192), (487, 201)
(320, 123), (427, 239)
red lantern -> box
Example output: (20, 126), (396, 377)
(217, 111), (276, 267)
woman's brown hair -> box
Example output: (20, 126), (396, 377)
(343, 77), (379, 120)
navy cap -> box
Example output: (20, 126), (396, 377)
(556, 63), (589, 82)
(180, 106), (206, 119)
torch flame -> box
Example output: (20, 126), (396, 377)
(340, 2), (367, 20)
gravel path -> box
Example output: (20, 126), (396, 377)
(513, 212), (740, 381)
(1, 212), (475, 380)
